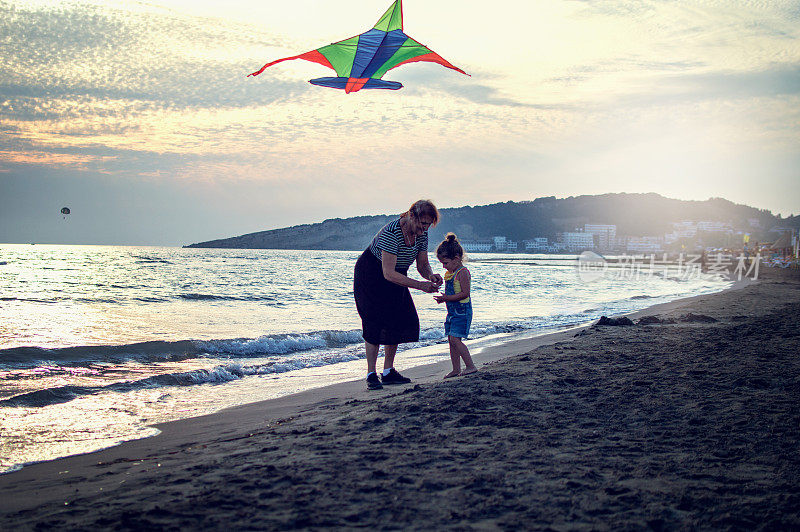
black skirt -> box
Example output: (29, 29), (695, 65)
(353, 248), (420, 345)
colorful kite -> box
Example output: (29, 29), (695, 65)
(248, 0), (469, 93)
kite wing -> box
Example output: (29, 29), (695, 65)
(248, 0), (468, 93)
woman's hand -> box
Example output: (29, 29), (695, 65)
(429, 273), (443, 288)
(418, 281), (439, 293)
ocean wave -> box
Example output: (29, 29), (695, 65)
(199, 330), (365, 356)
(178, 293), (277, 302)
(133, 256), (173, 264)
(75, 297), (121, 304)
(0, 297), (62, 304)
(1, 352), (365, 409)
(0, 330), (369, 369)
(0, 340), (202, 368)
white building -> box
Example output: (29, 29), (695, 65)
(506, 241), (518, 252)
(672, 221), (698, 239)
(627, 236), (664, 253)
(584, 224), (617, 251)
(562, 232), (595, 252)
(697, 221), (732, 233)
(493, 236), (507, 251)
(524, 237), (549, 251)
(462, 241), (493, 252)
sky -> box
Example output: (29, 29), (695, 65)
(1, 0), (798, 245)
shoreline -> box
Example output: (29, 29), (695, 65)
(3, 273), (798, 528)
(0, 275), (732, 475)
(0, 281), (745, 476)
(0, 280), (738, 477)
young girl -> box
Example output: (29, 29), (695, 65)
(434, 233), (477, 378)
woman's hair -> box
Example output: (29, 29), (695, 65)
(437, 232), (464, 259)
(402, 199), (439, 226)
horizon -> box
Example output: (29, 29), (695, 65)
(2, 0), (798, 246)
(2, 192), (794, 248)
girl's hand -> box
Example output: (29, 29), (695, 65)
(429, 274), (443, 287)
(433, 293), (446, 304)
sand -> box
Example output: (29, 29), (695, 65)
(1, 270), (799, 530)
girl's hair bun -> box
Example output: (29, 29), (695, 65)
(437, 232), (464, 259)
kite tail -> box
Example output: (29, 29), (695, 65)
(248, 50), (335, 77)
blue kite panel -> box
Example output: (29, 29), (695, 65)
(361, 29), (409, 78)
(349, 29), (409, 79)
(309, 77), (403, 90)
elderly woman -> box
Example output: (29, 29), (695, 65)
(354, 199), (443, 390)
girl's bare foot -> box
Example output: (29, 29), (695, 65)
(459, 366), (478, 376)
(444, 370), (461, 379)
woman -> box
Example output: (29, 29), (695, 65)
(354, 199), (443, 390)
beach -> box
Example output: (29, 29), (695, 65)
(1, 245), (731, 473)
(1, 269), (798, 529)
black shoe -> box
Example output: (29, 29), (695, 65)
(366, 373), (383, 390)
(381, 368), (411, 385)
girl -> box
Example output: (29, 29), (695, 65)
(434, 233), (477, 378)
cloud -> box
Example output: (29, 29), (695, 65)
(0, 0), (307, 117)
(2, 0), (535, 175)
(596, 64), (800, 111)
(686, 64), (800, 98)
(401, 69), (561, 109)
(0, 149), (115, 169)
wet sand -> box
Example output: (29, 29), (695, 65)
(2, 271), (799, 529)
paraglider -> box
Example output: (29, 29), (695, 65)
(61, 207), (70, 220)
(248, 0), (469, 93)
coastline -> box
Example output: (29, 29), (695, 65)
(2, 272), (798, 528)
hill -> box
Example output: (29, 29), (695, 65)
(185, 193), (798, 251)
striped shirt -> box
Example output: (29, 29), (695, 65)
(370, 218), (429, 271)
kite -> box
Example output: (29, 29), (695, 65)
(248, 0), (469, 93)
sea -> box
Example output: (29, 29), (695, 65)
(0, 244), (730, 474)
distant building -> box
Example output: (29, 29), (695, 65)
(672, 221), (698, 239)
(697, 221), (732, 233)
(524, 237), (549, 251)
(493, 236), (507, 251)
(506, 240), (518, 252)
(627, 236), (664, 253)
(584, 224), (617, 251)
(462, 240), (493, 252)
(562, 232), (595, 252)
(769, 226), (794, 235)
